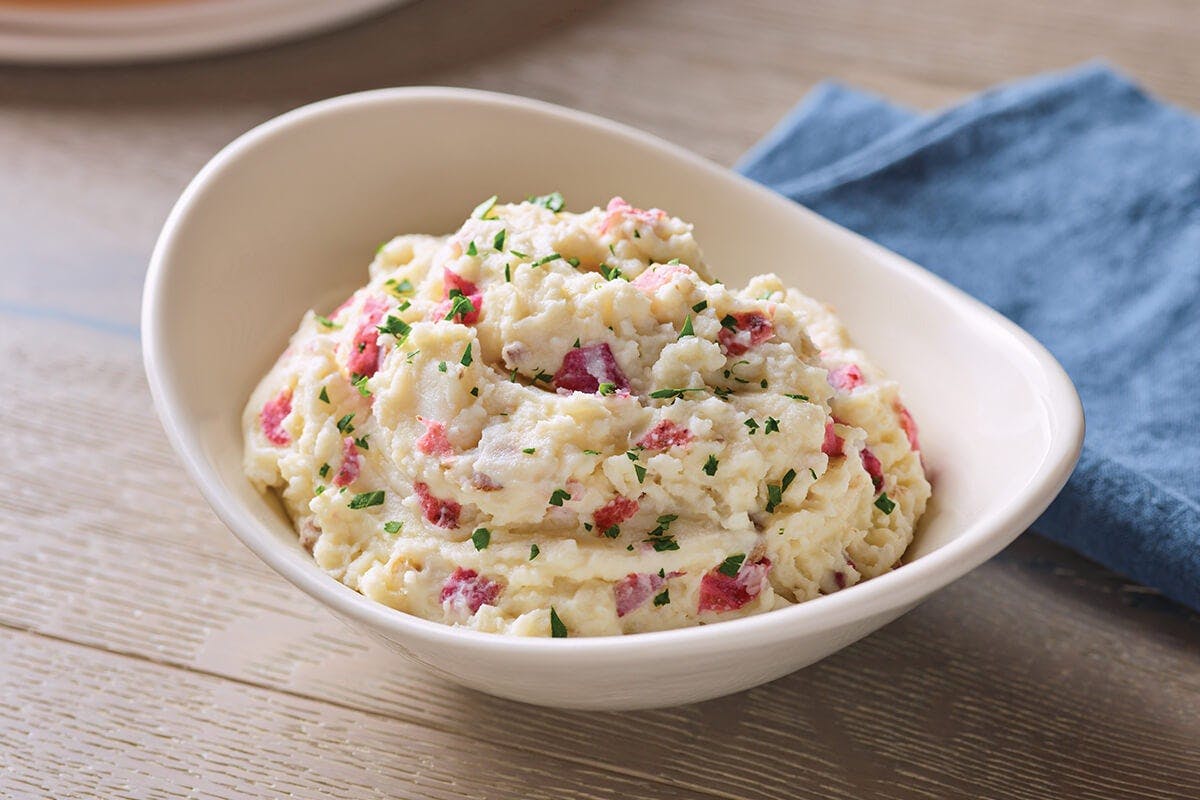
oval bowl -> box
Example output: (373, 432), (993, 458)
(142, 87), (1083, 710)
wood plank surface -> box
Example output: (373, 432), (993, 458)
(1, 1), (1198, 798)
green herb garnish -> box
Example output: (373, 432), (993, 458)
(318, 463), (330, 478)
(784, 393), (809, 402)
(315, 314), (339, 329)
(599, 263), (624, 281)
(717, 553), (746, 577)
(529, 544), (540, 560)
(634, 464), (647, 484)
(472, 195), (498, 220)
(384, 521), (402, 534)
(531, 253), (563, 267)
(875, 493), (896, 514)
(598, 381), (617, 395)
(352, 374), (371, 397)
(678, 315), (694, 339)
(493, 229), (506, 251)
(603, 525), (621, 539)
(528, 191), (565, 212)
(471, 528), (491, 550)
(522, 447), (536, 454)
(649, 387), (706, 400)
(377, 315), (412, 341)
(466, 241), (478, 257)
(348, 490), (384, 509)
(319, 387), (330, 404)
(460, 342), (473, 367)
(550, 607), (568, 638)
(653, 589), (670, 607)
(549, 488), (572, 506)
(703, 454), (719, 476)
(336, 413), (355, 434)
(692, 300), (708, 313)
(444, 291), (477, 321)
(763, 417), (780, 435)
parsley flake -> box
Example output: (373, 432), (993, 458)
(352, 374), (371, 397)
(692, 300), (708, 313)
(385, 278), (415, 296)
(720, 314), (738, 330)
(667, 258), (681, 265)
(319, 463), (330, 478)
(653, 589), (671, 607)
(649, 535), (679, 551)
(377, 315), (412, 341)
(504, 263), (512, 282)
(549, 607), (568, 638)
(471, 195), (498, 220)
(549, 488), (572, 506)
(875, 493), (896, 514)
(566, 256), (581, 268)
(744, 418), (760, 434)
(522, 447), (536, 454)
(718, 553), (746, 577)
(678, 315), (694, 339)
(384, 521), (403, 534)
(318, 387), (330, 404)
(583, 449), (601, 455)
(784, 393), (810, 402)
(493, 229), (506, 251)
(531, 253), (563, 267)
(529, 544), (540, 560)
(466, 241), (478, 257)
(634, 464), (647, 484)
(764, 417), (780, 435)
(354, 435), (369, 450)
(438, 361), (448, 373)
(529, 191), (565, 212)
(315, 485), (326, 495)
(572, 338), (581, 348)
(649, 387), (706, 400)
(315, 314), (339, 329)
(470, 386), (479, 397)
(460, 342), (473, 367)
(598, 381), (617, 395)
(534, 371), (554, 383)
(809, 467), (819, 481)
(348, 490), (384, 509)
(336, 413), (355, 434)
(599, 263), (624, 281)
(603, 525), (621, 539)
(444, 291), (477, 321)
(471, 528), (491, 550)
(782, 468), (797, 492)
(703, 454), (719, 476)
(510, 250), (529, 258)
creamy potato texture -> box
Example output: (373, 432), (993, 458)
(244, 195), (930, 636)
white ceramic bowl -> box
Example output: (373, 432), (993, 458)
(142, 87), (1083, 710)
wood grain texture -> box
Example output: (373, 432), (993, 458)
(1, 1), (1199, 797)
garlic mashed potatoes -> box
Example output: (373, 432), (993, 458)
(244, 195), (930, 637)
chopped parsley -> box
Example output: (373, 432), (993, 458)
(608, 243), (617, 255)
(720, 314), (738, 330)
(572, 338), (581, 348)
(692, 300), (708, 313)
(703, 454), (719, 476)
(336, 413), (355, 434)
(549, 488), (572, 506)
(534, 371), (554, 383)
(444, 291), (477, 321)
(471, 527), (491, 550)
(717, 553), (746, 577)
(667, 258), (680, 265)
(384, 277), (415, 296)
(599, 262), (624, 281)
(782, 468), (797, 492)
(354, 435), (370, 450)
(633, 230), (641, 238)
(315, 485), (326, 495)
(566, 256), (581, 268)
(460, 342), (473, 367)
(318, 463), (330, 478)
(352, 374), (371, 397)
(549, 607), (568, 638)
(531, 252), (563, 267)
(437, 361), (448, 373)
(471, 194), (498, 220)
(466, 241), (478, 257)
(470, 386), (479, 397)
(809, 467), (819, 481)
(634, 464), (647, 484)
(384, 521), (403, 534)
(763, 417), (780, 435)
(765, 470), (797, 514)
(529, 544), (540, 560)
(744, 418), (760, 434)
(678, 315), (694, 339)
(522, 447), (536, 454)
(504, 263), (511, 282)
(510, 250), (529, 258)
(598, 381), (617, 395)
(377, 315), (412, 341)
(875, 493), (896, 514)
(626, 450), (640, 461)
(649, 387), (706, 400)
(784, 393), (810, 402)
(492, 228), (507, 251)
(603, 525), (621, 539)
(315, 314), (339, 329)
(405, 350), (420, 364)
(583, 449), (601, 455)
(649, 535), (679, 551)
(653, 589), (671, 607)
(760, 379), (769, 389)
(318, 387), (330, 404)
(348, 490), (384, 509)
(528, 191), (565, 212)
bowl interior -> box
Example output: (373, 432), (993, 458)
(146, 88), (1078, 641)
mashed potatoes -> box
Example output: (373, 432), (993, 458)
(244, 195), (930, 636)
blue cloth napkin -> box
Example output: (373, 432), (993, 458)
(737, 63), (1200, 611)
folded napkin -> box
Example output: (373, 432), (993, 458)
(738, 63), (1200, 611)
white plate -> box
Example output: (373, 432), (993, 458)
(142, 88), (1083, 709)
(0, 0), (407, 64)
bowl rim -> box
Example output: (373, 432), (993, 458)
(142, 86), (1084, 657)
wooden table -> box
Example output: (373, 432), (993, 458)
(2, 2), (1197, 797)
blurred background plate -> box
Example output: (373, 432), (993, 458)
(0, 0), (410, 63)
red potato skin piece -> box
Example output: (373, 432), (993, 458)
(332, 436), (361, 487)
(260, 388), (292, 446)
(414, 481), (461, 529)
(416, 418), (454, 457)
(437, 267), (482, 324)
(440, 567), (501, 614)
(345, 296), (390, 378)
(614, 572), (665, 617)
(632, 262), (692, 294)
(594, 496), (639, 531)
(895, 401), (921, 451)
(698, 558), (772, 613)
(828, 364), (865, 392)
(822, 420), (844, 457)
(553, 342), (629, 394)
(636, 420), (693, 451)
(599, 196), (666, 235)
(718, 311), (774, 356)
(860, 447), (884, 492)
